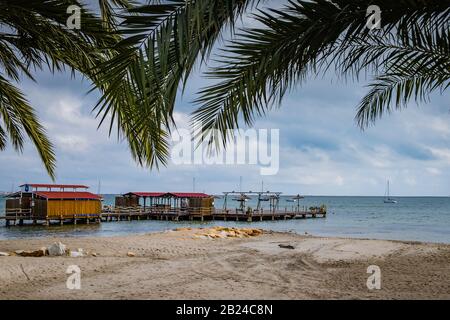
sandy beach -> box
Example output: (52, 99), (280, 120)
(0, 228), (449, 300)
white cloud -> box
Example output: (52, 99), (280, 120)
(428, 147), (450, 163)
(426, 167), (441, 176)
(54, 135), (90, 153)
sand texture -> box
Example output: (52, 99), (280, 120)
(0, 228), (449, 299)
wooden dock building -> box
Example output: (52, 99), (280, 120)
(105, 192), (214, 221)
(3, 184), (101, 226)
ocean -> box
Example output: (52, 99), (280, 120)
(1, 195), (449, 243)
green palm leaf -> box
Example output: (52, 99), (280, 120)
(94, 0), (259, 167)
(0, 76), (56, 179)
(193, 0), (450, 149)
(0, 0), (127, 178)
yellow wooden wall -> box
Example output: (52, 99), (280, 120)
(46, 200), (101, 217)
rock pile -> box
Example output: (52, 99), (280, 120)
(192, 226), (263, 239)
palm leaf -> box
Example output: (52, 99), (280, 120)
(0, 0), (124, 178)
(94, 0), (259, 167)
(193, 0), (450, 149)
(0, 76), (56, 179)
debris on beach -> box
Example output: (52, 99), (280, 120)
(7, 243), (88, 258)
(47, 242), (67, 256)
(278, 244), (295, 250)
(127, 251), (136, 257)
(191, 227), (263, 240)
(69, 248), (84, 258)
(15, 247), (47, 257)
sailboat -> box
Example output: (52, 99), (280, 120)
(384, 180), (397, 203)
(287, 194), (304, 202)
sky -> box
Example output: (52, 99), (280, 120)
(0, 1), (449, 196)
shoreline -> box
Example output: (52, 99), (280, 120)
(1, 222), (449, 245)
(0, 228), (449, 299)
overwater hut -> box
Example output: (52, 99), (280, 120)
(5, 184), (102, 224)
(115, 192), (213, 214)
(164, 192), (214, 214)
(115, 192), (166, 208)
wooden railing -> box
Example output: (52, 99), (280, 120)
(5, 208), (32, 218)
(102, 206), (215, 216)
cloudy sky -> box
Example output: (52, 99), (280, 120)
(1, 1), (449, 196)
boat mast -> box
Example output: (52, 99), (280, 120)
(387, 180), (390, 199)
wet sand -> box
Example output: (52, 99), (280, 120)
(0, 228), (449, 299)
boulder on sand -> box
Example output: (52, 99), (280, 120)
(47, 242), (67, 256)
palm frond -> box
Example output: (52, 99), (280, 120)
(355, 15), (450, 127)
(0, 76), (56, 179)
(193, 0), (450, 149)
(94, 0), (259, 167)
(0, 0), (119, 178)
(356, 72), (450, 128)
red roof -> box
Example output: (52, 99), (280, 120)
(34, 191), (101, 200)
(124, 192), (166, 197)
(165, 192), (210, 198)
(123, 192), (210, 198)
(20, 184), (89, 189)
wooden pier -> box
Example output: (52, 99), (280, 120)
(1, 207), (326, 226)
(1, 185), (327, 227)
(101, 206), (326, 222)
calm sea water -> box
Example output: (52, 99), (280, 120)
(1, 195), (449, 243)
